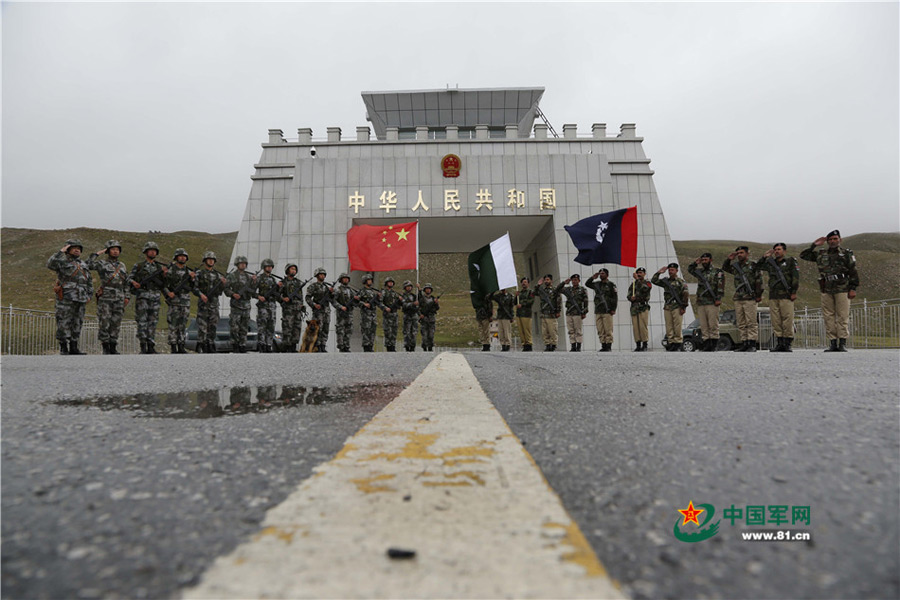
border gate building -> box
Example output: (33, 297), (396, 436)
(229, 86), (685, 351)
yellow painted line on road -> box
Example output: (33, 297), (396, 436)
(184, 352), (625, 599)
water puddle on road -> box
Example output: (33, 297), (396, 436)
(51, 383), (405, 419)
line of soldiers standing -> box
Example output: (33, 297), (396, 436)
(45, 238), (442, 354)
(471, 230), (858, 353)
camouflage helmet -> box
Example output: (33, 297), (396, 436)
(402, 280), (413, 288)
(284, 263), (298, 275)
(234, 255), (248, 266)
(65, 238), (83, 250)
(362, 273), (374, 284)
(338, 272), (350, 281)
(142, 241), (159, 254)
(314, 267), (327, 276)
(422, 283), (433, 291)
(383, 276), (395, 285)
(261, 258), (275, 269)
(105, 239), (121, 251)
(202, 251), (217, 262)
(173, 247), (188, 259)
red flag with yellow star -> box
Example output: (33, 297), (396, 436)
(347, 221), (418, 272)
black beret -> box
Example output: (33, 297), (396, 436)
(700, 252), (712, 259)
(668, 262), (679, 269)
(635, 267), (646, 273)
(827, 230), (841, 238)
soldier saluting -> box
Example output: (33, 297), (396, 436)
(627, 267), (652, 352)
(651, 263), (689, 352)
(130, 242), (167, 354)
(722, 246), (763, 352)
(87, 240), (129, 355)
(688, 253), (725, 352)
(800, 230), (859, 352)
(756, 243), (800, 352)
(586, 269), (618, 352)
(47, 239), (93, 355)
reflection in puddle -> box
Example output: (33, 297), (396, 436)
(52, 383), (404, 419)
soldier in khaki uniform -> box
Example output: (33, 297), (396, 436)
(515, 277), (535, 352)
(474, 295), (493, 352)
(558, 274), (589, 352)
(627, 267), (652, 352)
(586, 269), (617, 352)
(757, 243), (800, 352)
(535, 274), (561, 351)
(489, 288), (515, 352)
(722, 246), (763, 352)
(800, 230), (859, 352)
(688, 253), (726, 352)
(651, 263), (689, 351)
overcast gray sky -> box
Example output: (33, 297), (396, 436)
(2, 1), (898, 242)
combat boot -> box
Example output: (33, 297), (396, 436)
(171, 343), (178, 354)
(69, 340), (86, 355)
(838, 338), (848, 352)
(784, 338), (793, 352)
(386, 345), (395, 352)
(501, 345), (510, 352)
(634, 342), (641, 352)
(642, 341), (649, 351)
(570, 343), (577, 352)
(604, 343), (612, 352)
(101, 342), (110, 355)
(770, 337), (783, 352)
(745, 341), (756, 352)
(523, 344), (532, 352)
(482, 344), (491, 352)
(549, 345), (557, 352)
(824, 339), (838, 352)
(59, 341), (70, 355)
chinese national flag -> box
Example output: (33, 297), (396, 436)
(347, 221), (418, 272)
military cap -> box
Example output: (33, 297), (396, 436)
(402, 280), (413, 288)
(635, 267), (646, 273)
(422, 283), (433, 290)
(261, 258), (275, 268)
(284, 263), (298, 275)
(544, 273), (554, 279)
(520, 276), (529, 283)
(700, 252), (712, 259)
(173, 248), (188, 259)
(668, 262), (679, 270)
(598, 268), (609, 274)
(338, 272), (350, 281)
(570, 273), (580, 279)
(827, 230), (841, 238)
(314, 267), (327, 276)
(202, 251), (217, 261)
(234, 255), (248, 266)
(142, 241), (159, 254)
(383, 276), (395, 285)
(773, 243), (787, 250)
(735, 246), (749, 252)
(105, 240), (121, 251)
(65, 238), (83, 250)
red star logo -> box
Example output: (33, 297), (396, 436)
(678, 501), (704, 526)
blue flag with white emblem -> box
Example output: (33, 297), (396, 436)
(563, 206), (638, 267)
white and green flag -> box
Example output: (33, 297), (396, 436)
(467, 232), (518, 309)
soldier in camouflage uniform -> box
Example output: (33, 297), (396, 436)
(357, 274), (381, 352)
(756, 243), (800, 352)
(332, 273), (356, 352)
(418, 283), (440, 352)
(225, 256), (256, 353)
(488, 288), (514, 351)
(515, 278), (535, 352)
(535, 274), (561, 351)
(688, 253), (726, 352)
(723, 246), (764, 352)
(651, 263), (689, 352)
(474, 294), (493, 352)
(379, 277), (401, 352)
(558, 274), (589, 352)
(130, 242), (168, 354)
(163, 248), (195, 354)
(626, 267), (653, 352)
(800, 230), (859, 352)
(47, 239), (94, 355)
(194, 251), (226, 353)
(305, 267), (334, 352)
(87, 240), (129, 354)
(401, 281), (420, 352)
(255, 259), (282, 353)
(586, 269), (618, 352)
(279, 264), (306, 352)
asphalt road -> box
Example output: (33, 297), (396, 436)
(2, 350), (898, 599)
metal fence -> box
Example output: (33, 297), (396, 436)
(3, 300), (899, 355)
(1, 305), (169, 355)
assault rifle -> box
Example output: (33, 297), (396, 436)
(228, 269), (259, 302)
(730, 260), (753, 296)
(198, 269), (227, 305)
(693, 265), (717, 299)
(281, 276), (314, 307)
(658, 276), (688, 310)
(765, 257), (792, 295)
(168, 265), (197, 297)
(131, 261), (168, 293)
(591, 282), (611, 314)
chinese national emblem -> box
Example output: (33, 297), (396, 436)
(441, 154), (461, 178)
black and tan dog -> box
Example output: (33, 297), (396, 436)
(300, 319), (320, 353)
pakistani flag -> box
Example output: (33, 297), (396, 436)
(468, 233), (518, 309)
